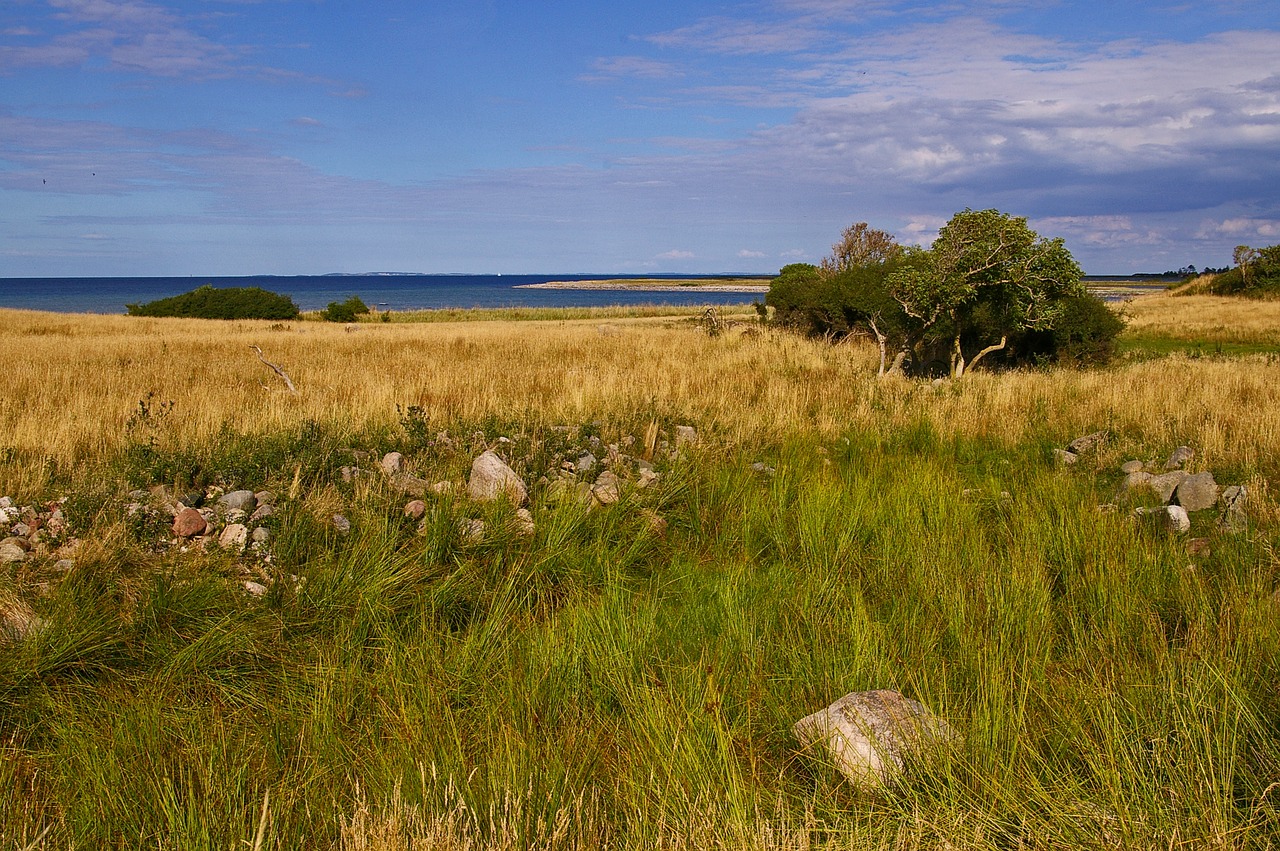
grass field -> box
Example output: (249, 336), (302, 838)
(2, 293), (1279, 848)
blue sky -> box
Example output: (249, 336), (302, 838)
(2, 0), (1278, 276)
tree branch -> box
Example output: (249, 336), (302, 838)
(250, 346), (298, 395)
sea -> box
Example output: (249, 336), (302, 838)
(0, 274), (768, 315)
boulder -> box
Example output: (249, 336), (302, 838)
(391, 473), (431, 497)
(1173, 472), (1220, 512)
(1, 597), (44, 645)
(428, 481), (456, 497)
(1117, 471), (1153, 499)
(332, 514), (351, 534)
(217, 490), (257, 514)
(793, 690), (959, 788)
(0, 542), (27, 564)
(1066, 430), (1109, 455)
(1120, 460), (1144, 474)
(403, 499), (427, 520)
(1147, 471), (1189, 504)
(242, 581), (268, 598)
(172, 507), (208, 538)
(1136, 505), (1190, 534)
(575, 452), (597, 475)
(1220, 485), (1248, 531)
(467, 451), (527, 504)
(637, 468), (660, 489)
(380, 452), (406, 476)
(250, 526), (271, 545)
(249, 503), (275, 522)
(1053, 449), (1079, 466)
(458, 518), (486, 543)
(1164, 445), (1195, 471)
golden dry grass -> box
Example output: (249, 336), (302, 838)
(1, 301), (1279, 494)
(1119, 289), (1280, 345)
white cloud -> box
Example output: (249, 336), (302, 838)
(657, 249), (695, 260)
(738, 249), (767, 258)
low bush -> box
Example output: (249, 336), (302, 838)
(126, 285), (300, 320)
(319, 295), (371, 323)
(1013, 294), (1127, 367)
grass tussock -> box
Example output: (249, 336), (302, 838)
(0, 298), (1279, 848)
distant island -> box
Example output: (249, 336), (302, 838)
(516, 277), (771, 292)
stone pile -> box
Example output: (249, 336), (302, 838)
(0, 495), (72, 567)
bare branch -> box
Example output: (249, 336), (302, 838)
(250, 346), (298, 395)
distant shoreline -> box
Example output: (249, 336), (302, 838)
(516, 278), (770, 292)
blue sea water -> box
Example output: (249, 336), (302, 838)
(0, 274), (768, 315)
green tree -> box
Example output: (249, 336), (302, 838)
(126, 285), (300, 320)
(887, 209), (1085, 378)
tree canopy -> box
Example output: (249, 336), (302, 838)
(126, 285), (300, 320)
(767, 210), (1119, 377)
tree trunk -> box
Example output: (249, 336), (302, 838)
(950, 333), (965, 379)
(966, 335), (1008, 375)
(866, 316), (888, 376)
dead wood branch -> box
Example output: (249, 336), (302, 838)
(250, 346), (298, 395)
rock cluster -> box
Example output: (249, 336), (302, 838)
(0, 495), (71, 566)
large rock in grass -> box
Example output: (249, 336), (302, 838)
(466, 451), (527, 504)
(172, 507), (208, 538)
(1066, 430), (1109, 455)
(793, 690), (959, 788)
(1220, 485), (1248, 531)
(1173, 472), (1220, 512)
(1146, 471), (1189, 504)
(216, 490), (257, 514)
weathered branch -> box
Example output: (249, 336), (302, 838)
(250, 346), (298, 395)
(966, 334), (1009, 375)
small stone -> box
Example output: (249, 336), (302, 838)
(1066, 430), (1109, 455)
(1120, 460), (1144, 474)
(591, 471), (622, 506)
(254, 491), (276, 506)
(1164, 445), (1195, 471)
(242, 581), (268, 598)
(674, 425), (699, 447)
(380, 452), (406, 476)
(513, 508), (536, 537)
(172, 507), (208, 538)
(54, 559), (75, 572)
(1, 598), (44, 644)
(332, 514), (351, 534)
(750, 462), (777, 477)
(249, 503), (275, 522)
(458, 518), (486, 542)
(391, 473), (431, 497)
(1053, 449), (1079, 466)
(575, 452), (597, 475)
(1136, 505), (1190, 534)
(251, 526), (271, 544)
(219, 523), (249, 552)
(428, 481), (456, 497)
(642, 509), (668, 537)
(403, 500), (427, 520)
(637, 468), (660, 489)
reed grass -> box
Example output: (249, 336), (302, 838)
(1, 297), (1278, 848)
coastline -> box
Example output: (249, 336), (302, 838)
(515, 278), (770, 292)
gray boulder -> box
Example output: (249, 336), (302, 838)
(1164, 445), (1195, 471)
(1146, 471), (1189, 504)
(575, 452), (597, 475)
(1220, 485), (1248, 531)
(674, 425), (699, 447)
(0, 541), (27, 564)
(793, 690), (959, 788)
(467, 451), (528, 504)
(591, 470), (622, 506)
(1135, 504), (1191, 534)
(217, 490), (257, 514)
(1173, 472), (1219, 512)
(1120, 460), (1144, 474)
(1053, 449), (1079, 466)
(1066, 430), (1109, 455)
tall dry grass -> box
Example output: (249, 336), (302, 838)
(1, 301), (1279, 495)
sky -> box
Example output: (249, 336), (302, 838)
(1, 0), (1278, 276)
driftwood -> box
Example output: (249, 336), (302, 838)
(250, 346), (298, 395)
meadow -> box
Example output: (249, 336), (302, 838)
(1, 292), (1278, 848)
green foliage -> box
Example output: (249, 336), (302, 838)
(1210, 244), (1280, 296)
(3, 424), (1277, 846)
(125, 285), (300, 320)
(319, 295), (371, 323)
(1013, 294), (1126, 367)
(768, 210), (1111, 375)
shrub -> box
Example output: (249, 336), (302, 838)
(126, 285), (300, 320)
(320, 296), (371, 323)
(1013, 294), (1126, 367)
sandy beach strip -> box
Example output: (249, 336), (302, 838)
(516, 278), (770, 292)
